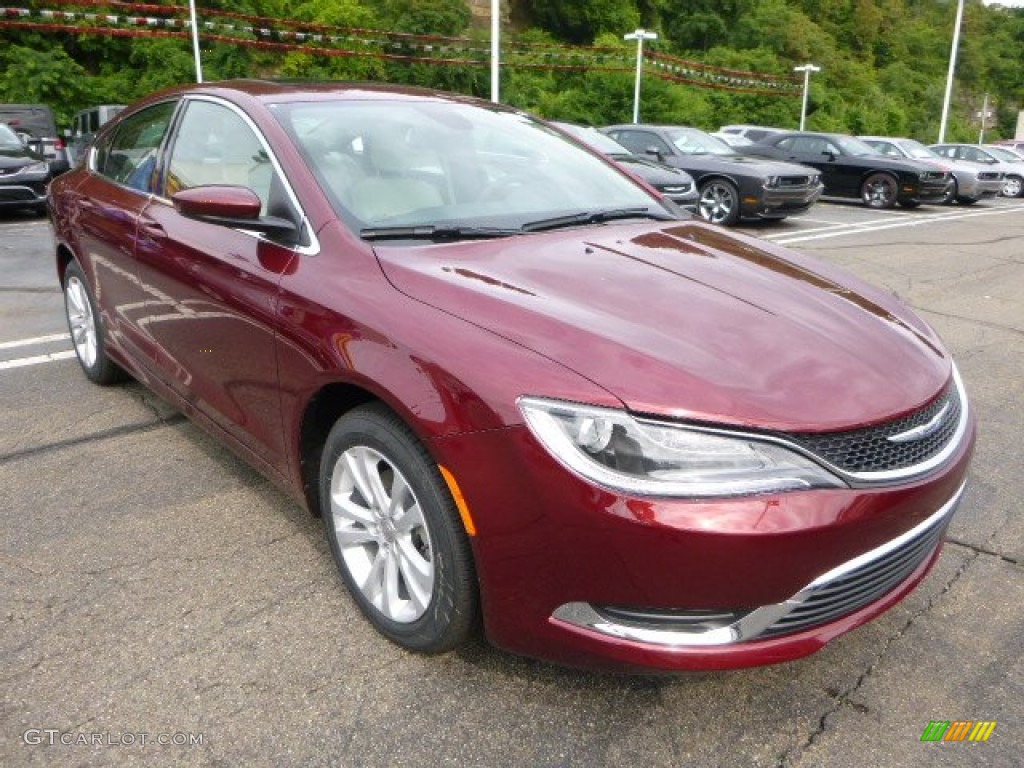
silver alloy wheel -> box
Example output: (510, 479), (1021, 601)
(1004, 175), (1023, 198)
(65, 275), (98, 369)
(861, 173), (898, 208)
(329, 445), (435, 623)
(699, 181), (737, 224)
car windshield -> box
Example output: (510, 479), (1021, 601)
(559, 124), (632, 155)
(665, 128), (735, 156)
(986, 146), (1022, 163)
(897, 140), (938, 160)
(272, 100), (663, 234)
(835, 136), (880, 157)
(0, 123), (23, 149)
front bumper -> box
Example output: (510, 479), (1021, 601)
(0, 180), (48, 208)
(899, 176), (951, 204)
(432, 405), (975, 672)
(747, 182), (824, 219)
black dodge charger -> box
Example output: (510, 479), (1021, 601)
(602, 124), (823, 226)
(741, 131), (952, 209)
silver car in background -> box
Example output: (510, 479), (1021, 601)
(861, 136), (1003, 205)
(930, 143), (1024, 199)
(983, 145), (1024, 198)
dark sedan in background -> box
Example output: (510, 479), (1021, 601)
(0, 121), (51, 214)
(553, 122), (698, 212)
(603, 124), (823, 226)
(743, 131), (951, 209)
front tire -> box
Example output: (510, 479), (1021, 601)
(940, 180), (957, 205)
(1003, 175), (1023, 198)
(698, 179), (740, 226)
(320, 404), (477, 653)
(62, 261), (126, 385)
(861, 173), (898, 209)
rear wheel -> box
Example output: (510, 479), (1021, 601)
(697, 179), (740, 226)
(320, 404), (477, 653)
(861, 173), (898, 209)
(62, 261), (126, 385)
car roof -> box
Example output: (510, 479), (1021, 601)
(137, 79), (493, 106)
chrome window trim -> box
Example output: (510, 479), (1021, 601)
(88, 95), (320, 257)
(155, 94), (320, 257)
(551, 481), (965, 648)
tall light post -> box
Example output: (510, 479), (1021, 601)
(624, 29), (657, 124)
(793, 64), (820, 131)
(490, 0), (500, 102)
(188, 0), (203, 83)
(938, 0), (964, 143)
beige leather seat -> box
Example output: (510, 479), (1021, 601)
(346, 130), (443, 222)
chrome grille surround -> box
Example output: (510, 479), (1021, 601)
(782, 374), (963, 478)
(551, 483), (964, 648)
(634, 366), (969, 488)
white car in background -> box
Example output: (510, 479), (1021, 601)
(861, 136), (1004, 205)
(930, 143), (1024, 199)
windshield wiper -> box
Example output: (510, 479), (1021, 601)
(522, 207), (676, 233)
(360, 225), (520, 241)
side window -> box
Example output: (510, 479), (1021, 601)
(95, 101), (176, 192)
(163, 100), (276, 214)
(877, 143), (898, 157)
(615, 131), (667, 156)
(790, 137), (824, 154)
(776, 137), (795, 151)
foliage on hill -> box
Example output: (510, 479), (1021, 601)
(0, 0), (1022, 141)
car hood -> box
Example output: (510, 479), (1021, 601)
(690, 153), (816, 176)
(374, 221), (950, 431)
(614, 156), (695, 186)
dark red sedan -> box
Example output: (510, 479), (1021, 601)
(48, 81), (974, 672)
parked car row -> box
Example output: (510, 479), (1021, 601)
(554, 121), (1022, 227)
(0, 102), (127, 215)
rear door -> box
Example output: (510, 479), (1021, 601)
(65, 100), (178, 371)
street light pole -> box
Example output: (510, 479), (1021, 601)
(793, 64), (820, 131)
(939, 0), (964, 143)
(490, 0), (500, 102)
(624, 29), (657, 124)
(188, 0), (203, 83)
(977, 93), (991, 145)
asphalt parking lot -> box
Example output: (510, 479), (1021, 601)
(2, 198), (1022, 767)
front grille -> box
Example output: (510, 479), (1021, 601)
(781, 380), (961, 475)
(759, 502), (951, 638)
(595, 606), (744, 633)
(921, 171), (949, 181)
(779, 175), (814, 188)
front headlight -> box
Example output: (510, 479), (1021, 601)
(20, 161), (49, 177)
(519, 397), (846, 498)
(762, 175), (780, 189)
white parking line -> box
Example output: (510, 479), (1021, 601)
(0, 332), (70, 350)
(770, 205), (1022, 245)
(0, 350), (76, 370)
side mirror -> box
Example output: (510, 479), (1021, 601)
(822, 149), (837, 161)
(172, 185), (299, 242)
(645, 146), (664, 161)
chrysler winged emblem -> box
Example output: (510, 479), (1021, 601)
(886, 402), (951, 443)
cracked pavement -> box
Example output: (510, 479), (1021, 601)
(2, 201), (1022, 766)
